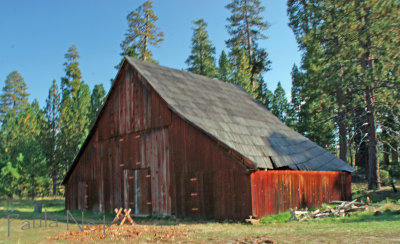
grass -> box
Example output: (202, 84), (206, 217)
(0, 184), (400, 243)
(352, 182), (400, 203)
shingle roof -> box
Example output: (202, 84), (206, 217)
(126, 57), (354, 172)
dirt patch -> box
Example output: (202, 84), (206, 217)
(51, 224), (192, 243)
(51, 224), (276, 243)
(236, 236), (275, 243)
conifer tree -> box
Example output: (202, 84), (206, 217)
(0, 100), (47, 199)
(0, 110), (20, 198)
(17, 100), (47, 199)
(0, 71), (29, 121)
(121, 0), (164, 63)
(61, 45), (81, 96)
(58, 45), (91, 173)
(289, 65), (304, 126)
(89, 84), (106, 125)
(185, 19), (217, 78)
(225, 0), (271, 89)
(287, 0), (400, 188)
(42, 80), (60, 197)
(271, 82), (290, 123)
(217, 51), (232, 82)
(233, 48), (252, 87)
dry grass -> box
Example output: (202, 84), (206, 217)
(1, 184), (400, 243)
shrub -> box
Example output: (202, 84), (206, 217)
(380, 169), (391, 186)
(260, 212), (291, 224)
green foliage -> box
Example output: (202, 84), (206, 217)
(271, 82), (290, 124)
(58, 45), (91, 175)
(61, 45), (81, 95)
(217, 51), (232, 82)
(0, 99), (48, 199)
(379, 169), (390, 186)
(0, 161), (20, 198)
(289, 65), (304, 127)
(260, 212), (291, 224)
(89, 84), (106, 126)
(225, 0), (272, 107)
(42, 80), (61, 196)
(287, 0), (400, 170)
(232, 48), (251, 86)
(0, 44), (106, 199)
(0, 71), (29, 121)
(121, 0), (164, 63)
(225, 0), (268, 60)
(186, 19), (217, 78)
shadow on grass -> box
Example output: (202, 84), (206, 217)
(0, 199), (65, 211)
(338, 210), (400, 223)
(352, 185), (400, 203)
(0, 208), (226, 227)
(0, 209), (114, 226)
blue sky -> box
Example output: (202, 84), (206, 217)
(0, 0), (301, 107)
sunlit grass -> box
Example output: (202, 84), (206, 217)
(0, 185), (399, 243)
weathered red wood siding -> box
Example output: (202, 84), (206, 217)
(65, 62), (252, 219)
(168, 113), (252, 220)
(250, 170), (352, 218)
(65, 63), (172, 215)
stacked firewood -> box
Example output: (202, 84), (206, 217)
(289, 199), (369, 221)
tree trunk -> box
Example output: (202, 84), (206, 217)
(354, 106), (368, 171)
(356, 1), (380, 190)
(243, 0), (254, 88)
(144, 13), (149, 61)
(365, 86), (380, 189)
(337, 87), (347, 162)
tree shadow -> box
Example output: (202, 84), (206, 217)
(0, 208), (227, 227)
(337, 210), (400, 223)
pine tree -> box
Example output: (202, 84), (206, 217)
(0, 71), (29, 121)
(17, 100), (47, 199)
(0, 110), (20, 198)
(185, 19), (217, 77)
(289, 65), (304, 126)
(271, 82), (290, 123)
(217, 51), (232, 82)
(0, 100), (48, 199)
(61, 45), (81, 96)
(58, 45), (91, 173)
(89, 84), (106, 125)
(225, 0), (271, 89)
(42, 80), (60, 197)
(121, 0), (164, 63)
(351, 0), (400, 189)
(288, 0), (400, 188)
(233, 48), (252, 87)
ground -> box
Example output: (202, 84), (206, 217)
(0, 183), (399, 243)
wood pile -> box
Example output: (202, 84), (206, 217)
(111, 208), (135, 225)
(289, 199), (368, 221)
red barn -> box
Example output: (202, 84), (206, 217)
(63, 57), (353, 219)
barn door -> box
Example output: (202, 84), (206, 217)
(123, 168), (152, 216)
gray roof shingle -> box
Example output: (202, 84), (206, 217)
(126, 57), (354, 172)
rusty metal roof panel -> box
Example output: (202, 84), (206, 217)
(126, 57), (354, 172)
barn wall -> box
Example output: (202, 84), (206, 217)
(250, 170), (352, 218)
(168, 113), (252, 220)
(65, 64), (172, 215)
